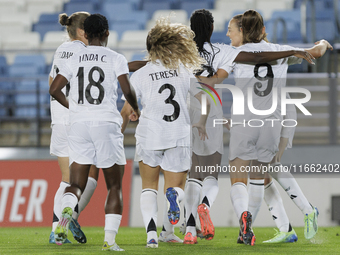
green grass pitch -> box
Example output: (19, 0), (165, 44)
(1, 226), (340, 254)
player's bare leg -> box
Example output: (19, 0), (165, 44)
(102, 164), (125, 251)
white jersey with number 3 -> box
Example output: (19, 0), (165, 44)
(232, 40), (302, 122)
(49, 40), (86, 125)
(130, 61), (199, 150)
(58, 45), (129, 125)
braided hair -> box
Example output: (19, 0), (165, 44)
(190, 9), (220, 77)
(83, 14), (109, 41)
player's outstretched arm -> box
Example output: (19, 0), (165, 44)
(234, 50), (315, 65)
(128, 61), (148, 72)
(196, 68), (229, 88)
(49, 74), (69, 108)
(118, 74), (140, 119)
(303, 39), (333, 59)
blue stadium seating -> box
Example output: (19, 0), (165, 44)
(265, 19), (302, 43)
(63, 2), (95, 15)
(14, 80), (49, 117)
(8, 55), (46, 77)
(33, 23), (64, 41)
(105, 0), (142, 10)
(38, 13), (60, 23)
(0, 56), (7, 75)
(180, 1), (210, 17)
(100, 2), (134, 22)
(14, 80), (38, 117)
(268, 10), (302, 43)
(142, 1), (172, 19)
(294, 0), (333, 9)
(0, 81), (12, 116)
(110, 21), (142, 39)
(210, 31), (231, 45)
(107, 10), (148, 29)
(69, 0), (103, 10)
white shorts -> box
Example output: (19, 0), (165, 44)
(229, 121), (281, 163)
(135, 143), (190, 172)
(50, 124), (69, 157)
(68, 121), (126, 168)
(281, 104), (297, 149)
(191, 108), (223, 156)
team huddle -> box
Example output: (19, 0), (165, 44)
(48, 8), (332, 251)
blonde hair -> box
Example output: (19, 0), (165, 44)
(59, 12), (90, 40)
(146, 18), (205, 71)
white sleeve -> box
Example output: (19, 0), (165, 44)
(277, 45), (303, 66)
(57, 59), (73, 82)
(219, 45), (240, 74)
(115, 53), (129, 77)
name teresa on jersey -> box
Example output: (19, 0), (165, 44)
(149, 70), (178, 81)
(79, 54), (107, 63)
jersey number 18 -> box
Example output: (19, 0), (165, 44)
(76, 66), (105, 105)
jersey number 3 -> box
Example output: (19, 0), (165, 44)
(158, 84), (180, 122)
(77, 66), (105, 105)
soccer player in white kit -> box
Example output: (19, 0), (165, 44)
(49, 14), (140, 251)
(49, 11), (99, 244)
(227, 12), (332, 243)
(180, 9), (316, 245)
(128, 18), (209, 248)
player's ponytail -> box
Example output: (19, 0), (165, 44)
(59, 11), (90, 40)
(242, 10), (268, 44)
(146, 18), (205, 71)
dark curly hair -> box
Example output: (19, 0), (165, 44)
(83, 14), (109, 40)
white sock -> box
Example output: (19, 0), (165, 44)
(162, 198), (174, 234)
(61, 192), (78, 214)
(264, 181), (290, 232)
(140, 189), (158, 240)
(230, 182), (249, 219)
(52, 181), (69, 231)
(73, 177), (97, 220)
(104, 214), (122, 245)
(271, 163), (313, 214)
(248, 179), (264, 222)
(201, 176), (218, 209)
(185, 179), (202, 236)
(173, 187), (184, 203)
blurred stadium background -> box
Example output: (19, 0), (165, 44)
(0, 0), (340, 229)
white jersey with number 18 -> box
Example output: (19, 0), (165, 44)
(58, 45), (129, 125)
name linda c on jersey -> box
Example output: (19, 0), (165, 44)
(79, 53), (107, 63)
